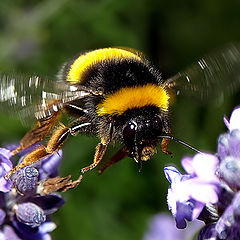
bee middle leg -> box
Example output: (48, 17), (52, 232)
(81, 141), (108, 174)
(80, 119), (114, 174)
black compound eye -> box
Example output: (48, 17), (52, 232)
(123, 121), (137, 145)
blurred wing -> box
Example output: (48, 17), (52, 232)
(164, 43), (240, 101)
(0, 73), (92, 125)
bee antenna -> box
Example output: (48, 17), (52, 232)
(158, 135), (202, 153)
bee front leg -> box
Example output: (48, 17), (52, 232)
(161, 137), (173, 156)
(81, 141), (108, 174)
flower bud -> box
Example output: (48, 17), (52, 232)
(12, 167), (39, 195)
(218, 156), (240, 190)
(218, 133), (230, 160)
(15, 202), (46, 228)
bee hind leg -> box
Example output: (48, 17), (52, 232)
(5, 120), (93, 179)
(98, 147), (128, 174)
(11, 111), (61, 156)
(4, 124), (70, 180)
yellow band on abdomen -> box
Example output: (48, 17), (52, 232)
(97, 84), (169, 116)
(67, 48), (142, 83)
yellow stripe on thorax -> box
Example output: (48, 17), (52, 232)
(97, 84), (169, 116)
(67, 48), (142, 83)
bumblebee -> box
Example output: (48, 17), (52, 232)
(1, 45), (240, 178)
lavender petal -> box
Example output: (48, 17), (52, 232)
(144, 213), (203, 240)
(38, 150), (63, 179)
(0, 177), (12, 193)
(186, 179), (219, 204)
(3, 225), (21, 240)
(164, 166), (183, 184)
(38, 221), (56, 234)
(182, 153), (219, 181)
(227, 106), (240, 131)
(175, 201), (194, 228)
(29, 193), (65, 215)
(12, 218), (54, 240)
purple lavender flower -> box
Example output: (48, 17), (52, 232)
(164, 153), (220, 229)
(223, 106), (240, 132)
(0, 148), (13, 192)
(218, 106), (240, 189)
(143, 213), (203, 240)
(38, 150), (63, 179)
(164, 106), (240, 240)
(12, 166), (39, 195)
(0, 146), (65, 239)
(15, 202), (46, 228)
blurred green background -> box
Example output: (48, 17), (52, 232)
(0, 0), (240, 239)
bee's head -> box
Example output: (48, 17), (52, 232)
(122, 110), (166, 170)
